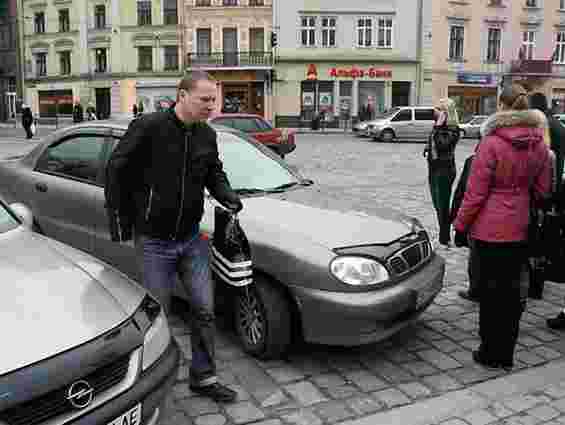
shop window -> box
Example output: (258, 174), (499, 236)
(449, 25), (464, 60)
(376, 18), (393, 48)
(556, 32), (565, 64)
(321, 17), (336, 47)
(300, 16), (316, 47)
(358, 81), (385, 117)
(357, 17), (372, 47)
(392, 82), (411, 107)
(522, 30), (535, 60)
(486, 28), (501, 62)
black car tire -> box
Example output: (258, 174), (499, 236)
(234, 276), (292, 359)
(380, 129), (395, 143)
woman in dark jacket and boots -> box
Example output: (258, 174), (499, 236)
(425, 98), (460, 247)
(21, 104), (33, 139)
(454, 84), (552, 370)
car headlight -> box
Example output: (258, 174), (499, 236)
(133, 295), (171, 371)
(330, 256), (390, 286)
(358, 123), (367, 129)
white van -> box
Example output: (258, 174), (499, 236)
(366, 106), (436, 143)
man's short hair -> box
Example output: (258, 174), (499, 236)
(177, 71), (216, 97)
(529, 92), (549, 114)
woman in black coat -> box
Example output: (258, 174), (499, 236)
(21, 105), (33, 139)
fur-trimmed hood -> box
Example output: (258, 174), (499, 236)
(480, 109), (548, 150)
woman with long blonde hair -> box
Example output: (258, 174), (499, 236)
(425, 97), (461, 246)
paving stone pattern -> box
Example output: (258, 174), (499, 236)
(4, 130), (560, 425)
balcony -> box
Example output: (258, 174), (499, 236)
(186, 51), (273, 69)
(509, 59), (553, 75)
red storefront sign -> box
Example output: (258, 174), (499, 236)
(329, 67), (392, 79)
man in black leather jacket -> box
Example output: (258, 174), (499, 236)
(105, 71), (242, 403)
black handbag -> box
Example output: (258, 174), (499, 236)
(211, 207), (253, 287)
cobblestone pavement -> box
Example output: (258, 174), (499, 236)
(158, 134), (565, 425)
(2, 129), (564, 425)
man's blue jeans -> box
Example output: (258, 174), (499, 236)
(135, 233), (217, 387)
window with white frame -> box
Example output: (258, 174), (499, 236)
(555, 32), (565, 64)
(321, 17), (336, 47)
(522, 30), (535, 59)
(300, 16), (316, 47)
(525, 0), (538, 7)
(486, 27), (501, 62)
(357, 17), (373, 47)
(35, 52), (47, 77)
(449, 25), (464, 60)
(561, 0), (565, 10)
(376, 17), (393, 48)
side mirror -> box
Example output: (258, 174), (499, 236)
(9, 203), (34, 229)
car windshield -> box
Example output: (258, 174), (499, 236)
(217, 132), (300, 191)
(0, 202), (21, 233)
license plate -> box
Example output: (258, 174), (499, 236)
(416, 280), (439, 309)
(107, 403), (142, 425)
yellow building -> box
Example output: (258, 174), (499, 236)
(432, 0), (565, 120)
(20, 0), (182, 119)
(183, 0), (274, 118)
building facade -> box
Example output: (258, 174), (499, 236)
(273, 0), (425, 128)
(432, 0), (565, 121)
(20, 0), (182, 119)
(0, 0), (17, 121)
(183, 0), (274, 118)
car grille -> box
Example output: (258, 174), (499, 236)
(0, 354), (131, 425)
(387, 240), (431, 276)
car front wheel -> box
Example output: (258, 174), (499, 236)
(380, 129), (395, 143)
(234, 276), (292, 359)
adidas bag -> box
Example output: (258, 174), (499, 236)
(211, 207), (253, 287)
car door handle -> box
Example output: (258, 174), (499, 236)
(35, 182), (48, 193)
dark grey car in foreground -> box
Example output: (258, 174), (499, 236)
(0, 121), (445, 359)
(0, 200), (179, 425)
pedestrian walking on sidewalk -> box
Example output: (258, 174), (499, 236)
(424, 97), (460, 247)
(73, 101), (84, 123)
(453, 84), (552, 370)
(105, 71), (243, 403)
(21, 104), (34, 139)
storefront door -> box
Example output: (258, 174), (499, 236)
(223, 84), (249, 114)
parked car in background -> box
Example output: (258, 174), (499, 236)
(209, 113), (296, 158)
(0, 121), (445, 359)
(459, 115), (488, 139)
(366, 106), (436, 143)
(554, 114), (565, 126)
(0, 198), (179, 425)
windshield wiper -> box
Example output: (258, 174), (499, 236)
(234, 188), (269, 195)
(270, 180), (314, 192)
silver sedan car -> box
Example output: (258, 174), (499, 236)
(459, 115), (488, 139)
(0, 199), (179, 425)
(0, 121), (445, 359)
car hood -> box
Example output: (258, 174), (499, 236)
(242, 196), (412, 248)
(0, 227), (145, 375)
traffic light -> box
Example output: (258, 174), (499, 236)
(270, 32), (278, 48)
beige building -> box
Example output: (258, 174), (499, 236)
(183, 0), (274, 118)
(433, 0), (565, 121)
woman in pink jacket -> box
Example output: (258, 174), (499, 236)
(453, 84), (552, 370)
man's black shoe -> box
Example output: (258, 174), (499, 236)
(458, 290), (480, 302)
(547, 312), (565, 330)
(472, 350), (499, 370)
(190, 382), (237, 403)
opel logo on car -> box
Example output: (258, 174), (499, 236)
(67, 380), (94, 409)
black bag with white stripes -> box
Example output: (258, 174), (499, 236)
(211, 207), (253, 287)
